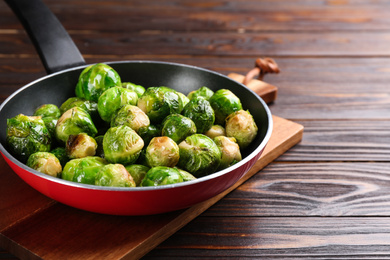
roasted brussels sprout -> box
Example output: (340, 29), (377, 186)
(55, 107), (98, 143)
(209, 89), (242, 125)
(176, 168), (197, 182)
(225, 110), (258, 149)
(122, 82), (145, 98)
(33, 104), (61, 119)
(110, 104), (150, 132)
(161, 114), (196, 143)
(125, 164), (150, 186)
(187, 86), (214, 101)
(214, 136), (242, 170)
(178, 134), (221, 177)
(97, 86), (138, 122)
(27, 152), (62, 177)
(204, 125), (226, 139)
(60, 97), (97, 114)
(145, 136), (180, 167)
(66, 133), (97, 159)
(138, 124), (161, 146)
(75, 63), (121, 102)
(182, 97), (215, 134)
(62, 156), (107, 184)
(95, 164), (136, 187)
(141, 166), (184, 187)
(137, 86), (182, 123)
(59, 97), (100, 124)
(6, 114), (51, 162)
(103, 126), (144, 165)
(50, 147), (69, 167)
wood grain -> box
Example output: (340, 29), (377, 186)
(146, 217), (390, 259)
(205, 162), (390, 216)
(2, 0), (390, 32)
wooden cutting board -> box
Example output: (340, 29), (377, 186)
(0, 75), (303, 260)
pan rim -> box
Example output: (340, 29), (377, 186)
(0, 60), (273, 192)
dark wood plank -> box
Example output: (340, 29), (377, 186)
(2, 0), (390, 32)
(145, 216), (390, 259)
(3, 31), (390, 57)
(278, 120), (390, 162)
(205, 162), (390, 217)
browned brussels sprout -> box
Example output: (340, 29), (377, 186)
(214, 136), (242, 170)
(110, 104), (150, 132)
(66, 133), (97, 159)
(27, 152), (62, 177)
(145, 136), (180, 168)
(225, 110), (258, 149)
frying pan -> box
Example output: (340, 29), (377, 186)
(0, 0), (273, 215)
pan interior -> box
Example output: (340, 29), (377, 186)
(0, 61), (270, 177)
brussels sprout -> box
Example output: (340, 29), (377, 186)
(94, 135), (105, 158)
(97, 86), (138, 122)
(204, 125), (226, 139)
(103, 126), (144, 165)
(182, 97), (215, 134)
(122, 82), (145, 98)
(137, 86), (181, 123)
(125, 164), (150, 186)
(209, 89), (242, 125)
(59, 97), (100, 124)
(60, 97), (97, 114)
(110, 104), (150, 132)
(138, 124), (161, 146)
(42, 117), (58, 140)
(50, 147), (69, 167)
(6, 114), (51, 162)
(75, 63), (121, 102)
(55, 107), (98, 143)
(141, 166), (184, 187)
(178, 134), (221, 177)
(62, 156), (107, 184)
(161, 114), (196, 143)
(175, 168), (197, 182)
(27, 152), (62, 177)
(225, 110), (258, 149)
(145, 136), (180, 168)
(214, 136), (242, 170)
(33, 104), (61, 119)
(187, 86), (214, 101)
(95, 164), (136, 187)
(66, 133), (97, 159)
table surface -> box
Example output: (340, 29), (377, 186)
(1, 0), (390, 259)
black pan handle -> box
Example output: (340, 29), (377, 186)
(5, 0), (86, 74)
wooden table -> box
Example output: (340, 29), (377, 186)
(2, 0), (390, 259)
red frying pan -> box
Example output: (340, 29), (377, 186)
(0, 0), (273, 215)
